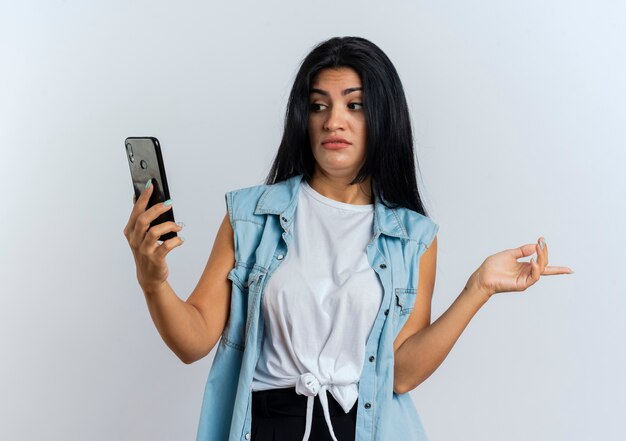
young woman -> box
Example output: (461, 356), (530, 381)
(124, 36), (573, 441)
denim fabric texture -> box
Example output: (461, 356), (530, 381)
(195, 174), (439, 441)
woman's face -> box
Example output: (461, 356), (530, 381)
(308, 67), (367, 179)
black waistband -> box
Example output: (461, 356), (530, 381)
(251, 387), (356, 418)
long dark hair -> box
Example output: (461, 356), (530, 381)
(264, 36), (431, 217)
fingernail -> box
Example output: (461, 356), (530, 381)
(163, 199), (173, 206)
(176, 221), (185, 228)
(569, 269), (575, 274)
(179, 236), (186, 242)
(531, 257), (535, 264)
(539, 239), (545, 250)
(145, 179), (152, 189)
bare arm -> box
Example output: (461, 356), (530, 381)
(393, 283), (489, 393)
(142, 212), (235, 364)
(392, 236), (491, 393)
(393, 233), (569, 393)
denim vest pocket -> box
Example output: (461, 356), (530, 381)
(223, 264), (253, 351)
(392, 287), (417, 337)
(394, 288), (417, 315)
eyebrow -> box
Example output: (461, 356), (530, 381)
(310, 87), (363, 96)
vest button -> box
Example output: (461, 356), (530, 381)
(244, 433), (251, 440)
(384, 309), (389, 316)
(379, 263), (387, 269)
(364, 402), (372, 409)
(369, 355), (375, 362)
(276, 254), (284, 260)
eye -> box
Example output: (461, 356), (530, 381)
(348, 102), (363, 110)
(310, 103), (327, 112)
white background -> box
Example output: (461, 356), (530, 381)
(1, 1), (624, 440)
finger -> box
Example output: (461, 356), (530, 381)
(136, 179), (155, 212)
(529, 256), (541, 282)
(131, 200), (172, 249)
(539, 265), (575, 275)
(512, 243), (539, 259)
(139, 218), (181, 255)
(137, 200), (174, 236)
(154, 235), (185, 260)
(127, 179), (154, 233)
(536, 236), (548, 272)
(512, 239), (547, 263)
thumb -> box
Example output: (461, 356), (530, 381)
(510, 243), (538, 259)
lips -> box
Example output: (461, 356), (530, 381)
(321, 137), (351, 149)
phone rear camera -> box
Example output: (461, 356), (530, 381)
(126, 142), (135, 162)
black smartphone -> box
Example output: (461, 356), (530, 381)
(125, 136), (177, 241)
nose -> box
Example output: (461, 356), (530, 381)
(323, 105), (346, 131)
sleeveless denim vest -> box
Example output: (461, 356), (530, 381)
(196, 174), (439, 441)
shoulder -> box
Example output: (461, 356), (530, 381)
(225, 174), (303, 223)
(225, 181), (270, 209)
(224, 181), (270, 224)
(392, 205), (439, 249)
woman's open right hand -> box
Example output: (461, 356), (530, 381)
(467, 236), (573, 301)
(123, 180), (184, 294)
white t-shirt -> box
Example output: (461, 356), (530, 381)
(252, 179), (383, 441)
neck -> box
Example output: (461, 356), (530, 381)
(306, 170), (373, 205)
